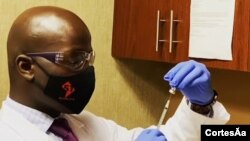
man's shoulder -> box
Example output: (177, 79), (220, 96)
(66, 110), (100, 121)
(65, 110), (115, 126)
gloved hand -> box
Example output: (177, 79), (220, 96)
(164, 60), (214, 105)
(135, 129), (167, 141)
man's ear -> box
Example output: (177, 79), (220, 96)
(16, 55), (34, 81)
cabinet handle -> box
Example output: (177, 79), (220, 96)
(156, 10), (166, 52)
(169, 10), (182, 53)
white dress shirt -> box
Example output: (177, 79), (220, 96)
(5, 97), (63, 141)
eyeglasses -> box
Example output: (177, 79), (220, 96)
(26, 50), (95, 70)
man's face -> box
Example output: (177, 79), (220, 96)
(23, 12), (94, 114)
(8, 6), (95, 116)
(28, 14), (93, 76)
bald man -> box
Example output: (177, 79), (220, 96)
(0, 6), (229, 141)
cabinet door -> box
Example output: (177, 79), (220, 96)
(112, 0), (170, 61)
(169, 0), (250, 71)
(162, 0), (191, 62)
(198, 0), (250, 71)
(112, 0), (250, 72)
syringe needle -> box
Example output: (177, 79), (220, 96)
(157, 96), (171, 129)
(157, 87), (176, 129)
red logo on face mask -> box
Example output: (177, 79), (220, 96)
(62, 81), (76, 98)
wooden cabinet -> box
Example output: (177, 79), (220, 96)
(112, 0), (163, 61)
(112, 0), (250, 72)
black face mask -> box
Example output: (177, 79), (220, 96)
(42, 66), (95, 114)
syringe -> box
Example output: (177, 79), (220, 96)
(157, 87), (176, 129)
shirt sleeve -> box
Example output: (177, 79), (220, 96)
(71, 97), (229, 141)
(158, 97), (230, 141)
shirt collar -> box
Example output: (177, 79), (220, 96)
(4, 97), (54, 133)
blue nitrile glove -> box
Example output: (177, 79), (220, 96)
(135, 129), (167, 141)
(164, 60), (214, 105)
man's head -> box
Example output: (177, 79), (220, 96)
(7, 6), (95, 117)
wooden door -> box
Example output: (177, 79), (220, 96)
(163, 0), (191, 62)
(112, 0), (170, 61)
